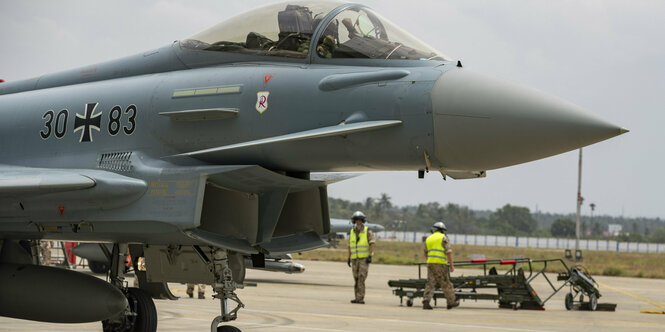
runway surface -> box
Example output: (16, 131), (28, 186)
(2, 260), (665, 331)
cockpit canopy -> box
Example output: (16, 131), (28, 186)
(181, 1), (448, 61)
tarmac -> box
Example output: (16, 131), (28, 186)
(1, 260), (665, 331)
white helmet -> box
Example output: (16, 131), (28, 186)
(351, 211), (367, 223)
(431, 221), (447, 233)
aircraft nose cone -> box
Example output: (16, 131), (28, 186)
(431, 69), (626, 171)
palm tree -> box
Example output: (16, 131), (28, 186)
(378, 193), (393, 211)
(364, 197), (374, 211)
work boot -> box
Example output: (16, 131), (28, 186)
(350, 299), (365, 304)
(423, 300), (433, 310)
(447, 300), (460, 309)
(187, 292), (193, 298)
(198, 293), (205, 299)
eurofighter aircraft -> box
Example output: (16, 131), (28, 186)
(0, 1), (626, 331)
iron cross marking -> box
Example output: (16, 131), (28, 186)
(74, 103), (102, 142)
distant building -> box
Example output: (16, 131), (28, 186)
(608, 224), (623, 236)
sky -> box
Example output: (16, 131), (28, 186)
(1, 1), (663, 219)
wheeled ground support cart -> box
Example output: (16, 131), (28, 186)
(388, 258), (616, 311)
(561, 265), (616, 311)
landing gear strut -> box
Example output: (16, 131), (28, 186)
(210, 249), (244, 332)
(102, 243), (157, 332)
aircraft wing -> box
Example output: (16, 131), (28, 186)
(310, 172), (363, 184)
(0, 166), (146, 213)
(0, 168), (95, 194)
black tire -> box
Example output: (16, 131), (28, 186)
(565, 293), (574, 310)
(89, 260), (110, 274)
(588, 294), (598, 311)
(128, 287), (157, 332)
(217, 326), (242, 332)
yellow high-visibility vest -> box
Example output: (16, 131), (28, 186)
(350, 226), (370, 259)
(426, 232), (448, 264)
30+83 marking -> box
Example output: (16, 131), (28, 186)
(40, 103), (137, 142)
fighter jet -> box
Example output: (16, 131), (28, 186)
(325, 217), (384, 247)
(330, 218), (384, 234)
(0, 1), (625, 331)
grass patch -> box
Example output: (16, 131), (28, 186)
(296, 240), (665, 279)
(602, 266), (625, 276)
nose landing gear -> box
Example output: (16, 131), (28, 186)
(210, 249), (244, 332)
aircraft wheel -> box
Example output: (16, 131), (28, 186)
(588, 294), (598, 311)
(564, 293), (574, 310)
(89, 260), (110, 274)
(217, 326), (241, 332)
(102, 288), (156, 332)
(406, 299), (413, 307)
(128, 287), (157, 332)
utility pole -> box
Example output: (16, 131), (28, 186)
(590, 203), (596, 235)
(575, 148), (583, 252)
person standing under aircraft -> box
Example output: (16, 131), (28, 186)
(347, 211), (375, 304)
(39, 240), (53, 266)
(422, 221), (459, 310)
(186, 283), (206, 299)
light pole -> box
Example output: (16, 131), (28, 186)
(590, 203), (596, 235)
(575, 148), (583, 252)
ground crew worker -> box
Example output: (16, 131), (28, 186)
(186, 283), (206, 299)
(422, 221), (459, 310)
(39, 240), (53, 266)
(347, 211), (375, 304)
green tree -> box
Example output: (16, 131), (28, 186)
(364, 197), (374, 211)
(591, 222), (602, 236)
(648, 226), (665, 243)
(375, 193), (393, 222)
(378, 193), (392, 210)
(488, 204), (538, 235)
(441, 203), (479, 234)
(616, 232), (644, 242)
(550, 218), (576, 237)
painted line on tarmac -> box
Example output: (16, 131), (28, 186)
(160, 314), (354, 331)
(599, 282), (665, 309)
(243, 308), (553, 332)
(235, 322), (355, 331)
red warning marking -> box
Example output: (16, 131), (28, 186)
(58, 206), (65, 215)
(264, 74), (273, 84)
(0, 79), (5, 83)
(80, 68), (97, 75)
